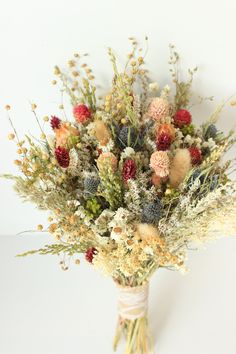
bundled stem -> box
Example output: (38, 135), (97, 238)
(113, 316), (153, 354)
(113, 279), (154, 354)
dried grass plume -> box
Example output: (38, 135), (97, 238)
(169, 149), (192, 188)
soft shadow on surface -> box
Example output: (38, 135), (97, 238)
(150, 275), (183, 346)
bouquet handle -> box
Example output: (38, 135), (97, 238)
(113, 282), (154, 354)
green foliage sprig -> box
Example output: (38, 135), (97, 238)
(98, 166), (124, 210)
(17, 243), (85, 257)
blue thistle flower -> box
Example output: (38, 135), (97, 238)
(84, 177), (100, 195)
(118, 126), (143, 151)
(205, 124), (217, 139)
(141, 199), (163, 224)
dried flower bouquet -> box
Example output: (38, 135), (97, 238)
(4, 38), (236, 354)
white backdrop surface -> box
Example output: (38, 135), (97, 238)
(0, 0), (236, 353)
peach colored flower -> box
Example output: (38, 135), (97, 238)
(97, 152), (118, 172)
(157, 123), (175, 141)
(147, 97), (169, 121)
(55, 123), (79, 147)
(150, 151), (170, 177)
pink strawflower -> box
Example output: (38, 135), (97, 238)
(73, 104), (91, 123)
(150, 151), (170, 178)
(147, 97), (169, 121)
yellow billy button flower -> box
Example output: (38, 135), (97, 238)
(49, 223), (57, 233)
(54, 66), (61, 75)
(14, 159), (22, 166)
(138, 57), (144, 64)
(68, 60), (76, 68)
(72, 71), (79, 77)
(8, 133), (15, 140)
(37, 224), (43, 231)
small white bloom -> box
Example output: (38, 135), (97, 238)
(207, 138), (216, 149)
(110, 230), (121, 242)
(123, 147), (135, 157)
(143, 246), (154, 256)
(86, 122), (96, 135)
(99, 138), (114, 152)
(176, 129), (184, 139)
(184, 134), (193, 144)
(161, 85), (171, 97)
(202, 141), (209, 148)
(149, 82), (159, 92)
(67, 200), (80, 207)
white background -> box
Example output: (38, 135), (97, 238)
(0, 1), (236, 353)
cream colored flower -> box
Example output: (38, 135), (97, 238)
(148, 82), (159, 92)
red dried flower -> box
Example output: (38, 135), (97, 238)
(55, 146), (70, 168)
(85, 247), (97, 263)
(189, 147), (202, 165)
(73, 104), (91, 123)
(122, 159), (136, 183)
(156, 132), (172, 150)
(50, 116), (61, 130)
(174, 109), (192, 128)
